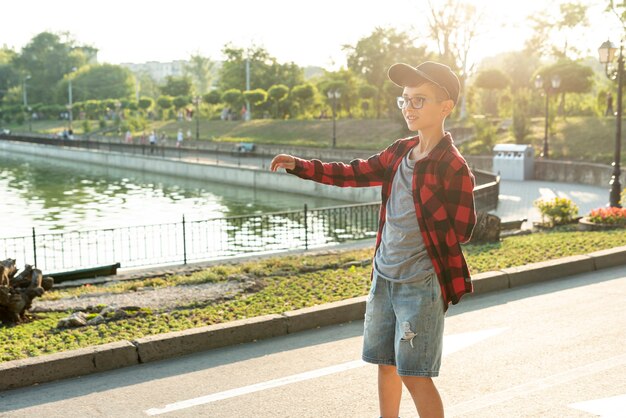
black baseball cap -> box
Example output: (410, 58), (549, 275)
(388, 61), (460, 104)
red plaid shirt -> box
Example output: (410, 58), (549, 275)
(286, 132), (476, 309)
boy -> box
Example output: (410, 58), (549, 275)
(270, 61), (476, 418)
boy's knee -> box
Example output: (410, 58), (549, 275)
(378, 364), (397, 374)
(400, 375), (434, 386)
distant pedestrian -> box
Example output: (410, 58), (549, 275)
(177, 129), (183, 148)
(149, 131), (156, 154)
(125, 130), (133, 144)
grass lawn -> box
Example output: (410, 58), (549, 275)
(462, 116), (625, 166)
(1, 227), (624, 363)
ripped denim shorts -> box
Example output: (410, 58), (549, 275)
(361, 269), (445, 377)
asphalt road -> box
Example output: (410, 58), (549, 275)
(1, 265), (625, 417)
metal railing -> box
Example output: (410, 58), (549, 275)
(0, 202), (381, 273)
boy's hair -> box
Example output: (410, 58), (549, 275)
(416, 81), (451, 103)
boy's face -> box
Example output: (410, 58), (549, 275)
(400, 84), (454, 132)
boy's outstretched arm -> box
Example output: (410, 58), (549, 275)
(269, 141), (399, 188)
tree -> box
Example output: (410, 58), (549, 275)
(344, 27), (429, 118)
(203, 90), (221, 105)
(535, 60), (594, 115)
(138, 97), (154, 111)
(267, 84), (289, 118)
(135, 71), (160, 99)
(58, 64), (134, 102)
(184, 54), (214, 95)
(426, 0), (485, 118)
(11, 32), (90, 104)
(243, 89), (267, 106)
(156, 96), (173, 110)
(173, 96), (190, 110)
(0, 47), (18, 104)
(474, 69), (510, 116)
(218, 44), (304, 92)
(161, 76), (192, 97)
(511, 89), (532, 144)
(290, 83), (317, 117)
(317, 69), (360, 117)
(526, 2), (589, 60)
(221, 89), (243, 109)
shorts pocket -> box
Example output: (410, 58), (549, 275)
(366, 274), (378, 304)
(429, 273), (440, 303)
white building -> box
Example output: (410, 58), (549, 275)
(121, 60), (187, 83)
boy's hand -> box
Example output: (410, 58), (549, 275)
(270, 154), (296, 172)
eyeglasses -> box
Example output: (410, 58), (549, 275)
(396, 96), (441, 110)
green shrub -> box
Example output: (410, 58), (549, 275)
(534, 197), (579, 226)
(511, 89), (531, 144)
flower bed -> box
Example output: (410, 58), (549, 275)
(579, 207), (626, 231)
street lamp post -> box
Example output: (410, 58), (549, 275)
(599, 39), (623, 208)
(22, 75), (31, 132)
(327, 90), (341, 148)
(534, 74), (561, 159)
(193, 96), (200, 140)
(68, 67), (77, 130)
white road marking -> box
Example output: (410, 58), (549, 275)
(448, 353), (626, 417)
(145, 327), (508, 416)
(569, 394), (626, 418)
(144, 360), (366, 416)
(442, 327), (508, 357)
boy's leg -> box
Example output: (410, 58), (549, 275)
(391, 273), (445, 417)
(379, 365), (402, 417)
(401, 376), (444, 418)
(361, 272), (400, 416)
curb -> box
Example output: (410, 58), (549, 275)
(1, 245), (625, 391)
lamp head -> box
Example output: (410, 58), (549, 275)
(598, 40), (617, 64)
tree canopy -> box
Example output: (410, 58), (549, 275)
(11, 32), (92, 104)
(344, 27), (429, 117)
(60, 64), (135, 102)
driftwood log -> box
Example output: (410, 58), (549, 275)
(0, 259), (54, 324)
(470, 212), (501, 243)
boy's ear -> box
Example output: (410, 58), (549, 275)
(441, 99), (455, 117)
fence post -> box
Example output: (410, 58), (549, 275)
(32, 227), (37, 267)
(182, 215), (188, 265)
(304, 203), (309, 250)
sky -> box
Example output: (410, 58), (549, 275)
(0, 0), (620, 70)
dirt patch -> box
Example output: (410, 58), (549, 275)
(32, 280), (262, 312)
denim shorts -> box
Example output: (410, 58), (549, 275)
(362, 269), (445, 377)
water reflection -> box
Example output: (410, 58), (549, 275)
(0, 151), (348, 238)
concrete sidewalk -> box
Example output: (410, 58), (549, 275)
(494, 179), (608, 227)
(1, 245), (625, 392)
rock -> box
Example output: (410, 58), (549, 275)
(57, 312), (88, 328)
(86, 314), (105, 326)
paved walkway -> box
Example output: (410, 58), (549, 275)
(3, 266), (625, 417)
(493, 179), (608, 228)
